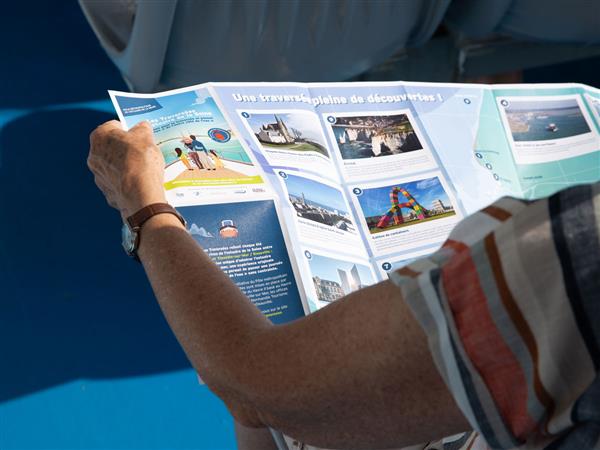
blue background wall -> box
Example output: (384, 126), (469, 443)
(0, 3), (235, 449)
(0, 2), (599, 449)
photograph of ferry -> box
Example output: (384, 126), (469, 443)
(283, 174), (355, 232)
(331, 113), (423, 159)
(504, 97), (592, 142)
(245, 112), (329, 157)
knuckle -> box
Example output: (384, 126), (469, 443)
(105, 129), (123, 147)
(89, 128), (100, 145)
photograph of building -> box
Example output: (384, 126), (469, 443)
(331, 113), (423, 159)
(308, 254), (375, 303)
(358, 176), (456, 234)
(312, 277), (345, 303)
(284, 174), (356, 232)
(256, 115), (295, 144)
(504, 97), (591, 142)
(245, 112), (329, 157)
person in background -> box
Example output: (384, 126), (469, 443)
(88, 120), (600, 450)
(209, 149), (224, 169)
(181, 136), (204, 170)
(189, 134), (216, 171)
(174, 147), (194, 171)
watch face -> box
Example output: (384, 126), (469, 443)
(121, 223), (137, 255)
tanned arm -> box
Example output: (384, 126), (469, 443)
(88, 120), (469, 449)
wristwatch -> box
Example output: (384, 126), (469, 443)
(122, 203), (187, 261)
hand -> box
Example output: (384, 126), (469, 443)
(88, 120), (167, 219)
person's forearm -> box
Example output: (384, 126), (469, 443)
(136, 214), (467, 448)
(137, 213), (272, 402)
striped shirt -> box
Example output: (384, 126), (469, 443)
(390, 182), (600, 450)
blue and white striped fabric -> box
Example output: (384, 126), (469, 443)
(391, 182), (600, 449)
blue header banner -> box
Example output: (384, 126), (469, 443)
(115, 96), (163, 117)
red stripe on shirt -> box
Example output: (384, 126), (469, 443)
(441, 239), (537, 441)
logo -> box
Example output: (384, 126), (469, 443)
(208, 128), (231, 143)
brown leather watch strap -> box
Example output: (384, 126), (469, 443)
(126, 203), (186, 230)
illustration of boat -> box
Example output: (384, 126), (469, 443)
(219, 219), (239, 238)
(546, 123), (558, 132)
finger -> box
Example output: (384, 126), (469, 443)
(129, 120), (154, 139)
(93, 175), (110, 194)
(93, 173), (115, 194)
(130, 120), (152, 131)
(105, 195), (118, 209)
(86, 149), (107, 171)
(90, 120), (124, 145)
(98, 119), (123, 132)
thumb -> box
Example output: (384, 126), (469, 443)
(129, 121), (155, 143)
(130, 120), (153, 134)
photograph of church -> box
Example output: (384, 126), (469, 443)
(245, 111), (330, 157)
(256, 115), (296, 144)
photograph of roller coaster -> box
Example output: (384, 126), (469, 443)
(357, 176), (456, 234)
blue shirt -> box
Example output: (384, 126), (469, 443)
(191, 139), (208, 153)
